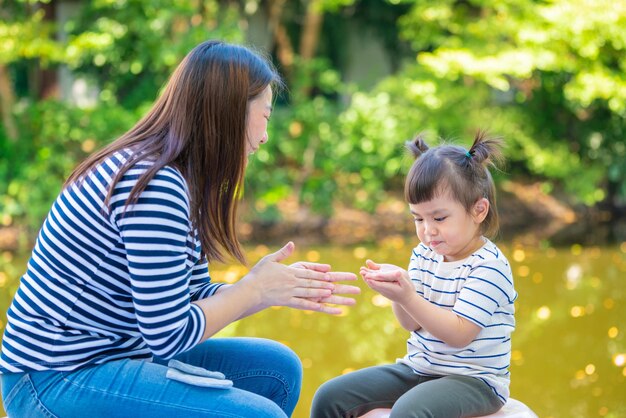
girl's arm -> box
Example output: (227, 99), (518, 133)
(362, 259), (480, 348)
(394, 291), (480, 348)
(391, 301), (421, 332)
(361, 260), (421, 332)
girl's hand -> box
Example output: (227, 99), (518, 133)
(242, 242), (359, 314)
(360, 259), (414, 304)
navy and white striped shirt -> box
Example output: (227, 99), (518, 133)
(398, 239), (516, 403)
(0, 151), (223, 373)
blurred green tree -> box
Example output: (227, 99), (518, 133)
(391, 0), (626, 208)
(1, 0), (625, 244)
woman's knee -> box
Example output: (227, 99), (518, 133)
(256, 339), (303, 386)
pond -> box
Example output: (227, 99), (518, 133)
(0, 238), (624, 418)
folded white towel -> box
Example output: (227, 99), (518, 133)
(166, 359), (233, 389)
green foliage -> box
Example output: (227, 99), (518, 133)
(0, 0), (244, 233)
(0, 5), (64, 65)
(393, 0), (626, 206)
(1, 0), (625, 239)
(65, 0), (243, 109)
(0, 100), (137, 230)
(246, 58), (347, 216)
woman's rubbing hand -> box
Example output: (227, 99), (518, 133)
(291, 260), (361, 314)
(242, 242), (360, 314)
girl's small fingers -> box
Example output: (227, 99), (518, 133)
(363, 278), (378, 290)
(367, 272), (397, 282)
(360, 269), (374, 278)
(368, 280), (397, 293)
(365, 259), (379, 269)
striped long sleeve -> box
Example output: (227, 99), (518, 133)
(0, 151), (219, 373)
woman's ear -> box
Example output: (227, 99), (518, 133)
(472, 198), (490, 223)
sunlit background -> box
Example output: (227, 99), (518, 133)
(0, 232), (625, 417)
(209, 241), (626, 418)
(5, 241), (614, 417)
(1, 0), (626, 417)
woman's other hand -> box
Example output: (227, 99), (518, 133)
(290, 260), (361, 314)
(242, 242), (360, 314)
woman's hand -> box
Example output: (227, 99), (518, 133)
(241, 242), (360, 314)
(360, 259), (414, 304)
(290, 260), (361, 314)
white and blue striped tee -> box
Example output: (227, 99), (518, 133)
(398, 239), (516, 404)
(0, 150), (224, 373)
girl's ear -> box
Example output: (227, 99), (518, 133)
(472, 198), (490, 223)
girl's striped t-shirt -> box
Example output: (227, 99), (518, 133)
(398, 239), (517, 404)
(0, 151), (223, 373)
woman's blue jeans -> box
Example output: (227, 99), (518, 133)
(1, 337), (302, 418)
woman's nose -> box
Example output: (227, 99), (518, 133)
(260, 132), (268, 144)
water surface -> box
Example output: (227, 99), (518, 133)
(1, 240), (624, 418)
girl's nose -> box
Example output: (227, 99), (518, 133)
(260, 132), (268, 144)
(423, 221), (436, 236)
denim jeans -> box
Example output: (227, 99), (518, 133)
(1, 337), (302, 418)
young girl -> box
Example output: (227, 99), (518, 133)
(311, 132), (517, 418)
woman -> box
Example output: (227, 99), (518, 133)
(0, 40), (360, 418)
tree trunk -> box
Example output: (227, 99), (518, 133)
(0, 65), (18, 142)
(32, 0), (60, 100)
(294, 1), (325, 203)
(299, 0), (324, 61)
(268, 0), (294, 75)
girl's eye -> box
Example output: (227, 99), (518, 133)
(434, 217), (446, 222)
(413, 218), (423, 223)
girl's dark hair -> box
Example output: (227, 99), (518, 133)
(404, 130), (504, 238)
(64, 40), (283, 264)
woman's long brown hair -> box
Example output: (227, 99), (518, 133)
(64, 40), (282, 264)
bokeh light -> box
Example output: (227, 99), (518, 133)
(306, 250), (320, 262)
(536, 306), (551, 320)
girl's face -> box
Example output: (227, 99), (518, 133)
(245, 85), (273, 162)
(409, 191), (489, 262)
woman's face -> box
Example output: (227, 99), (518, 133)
(245, 85), (273, 162)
